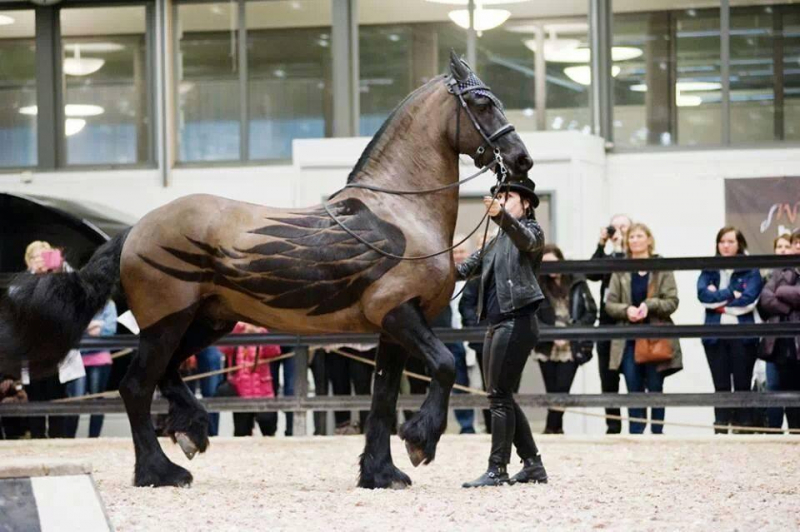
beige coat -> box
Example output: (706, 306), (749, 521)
(605, 269), (683, 376)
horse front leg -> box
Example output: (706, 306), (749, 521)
(358, 336), (410, 489)
(381, 301), (455, 467)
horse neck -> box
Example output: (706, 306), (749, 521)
(350, 83), (458, 193)
(348, 84), (460, 242)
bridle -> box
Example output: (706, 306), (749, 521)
(323, 73), (519, 262)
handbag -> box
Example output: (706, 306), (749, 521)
(633, 276), (674, 364)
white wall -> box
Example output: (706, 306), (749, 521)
(3, 134), (799, 436)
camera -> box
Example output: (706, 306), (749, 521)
(606, 225), (617, 239)
(41, 249), (63, 271)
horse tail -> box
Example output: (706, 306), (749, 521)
(0, 229), (130, 378)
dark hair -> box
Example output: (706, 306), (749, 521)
(715, 226), (748, 255)
(792, 228), (800, 244)
(539, 244), (570, 300)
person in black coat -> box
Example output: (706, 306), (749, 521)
(458, 178), (548, 488)
(586, 214), (630, 434)
(535, 244), (597, 434)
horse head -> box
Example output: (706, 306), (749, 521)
(446, 50), (533, 183)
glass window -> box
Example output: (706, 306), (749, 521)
(0, 9), (37, 168)
(177, 2), (241, 162)
(246, 0), (332, 161)
(60, 6), (150, 165)
(614, 7), (722, 148)
(784, 6), (800, 141)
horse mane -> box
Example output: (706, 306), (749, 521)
(347, 75), (447, 184)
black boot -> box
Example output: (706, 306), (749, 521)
(509, 454), (548, 485)
(461, 465), (509, 488)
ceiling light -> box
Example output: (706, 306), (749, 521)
(630, 81), (721, 92)
(65, 118), (86, 136)
(449, 8), (511, 32)
(63, 45), (105, 76)
(524, 40), (642, 63)
(18, 104), (105, 117)
(676, 95), (702, 107)
(426, 0), (529, 4)
(0, 14), (15, 26)
(64, 42), (125, 54)
(564, 65), (620, 86)
(273, 69), (286, 78)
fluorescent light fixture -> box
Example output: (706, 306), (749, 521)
(426, 0), (529, 4)
(448, 8), (510, 31)
(64, 42), (124, 53)
(0, 14), (15, 26)
(676, 95), (702, 107)
(18, 104), (105, 117)
(524, 39), (642, 63)
(65, 118), (86, 136)
(564, 65), (620, 86)
(63, 45), (105, 77)
(630, 81), (722, 92)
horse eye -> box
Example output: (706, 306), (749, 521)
(473, 98), (491, 111)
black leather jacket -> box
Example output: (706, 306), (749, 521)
(456, 210), (545, 321)
(536, 276), (598, 360)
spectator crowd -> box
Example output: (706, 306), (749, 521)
(1, 220), (799, 440)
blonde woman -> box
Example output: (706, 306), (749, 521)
(605, 223), (683, 434)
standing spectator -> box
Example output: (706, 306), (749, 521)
(271, 346), (296, 436)
(459, 233), (493, 433)
(757, 239), (800, 431)
(79, 300), (117, 437)
(317, 343), (375, 434)
(793, 229), (800, 254)
(535, 244), (597, 434)
(21, 241), (68, 438)
(450, 238), (475, 434)
(697, 226), (763, 433)
(761, 233), (793, 430)
(0, 375), (28, 439)
(587, 214), (631, 434)
(606, 223), (683, 434)
(220, 323), (281, 436)
(187, 346), (224, 437)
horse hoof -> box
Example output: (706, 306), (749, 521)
(389, 479), (411, 490)
(405, 441), (426, 467)
(175, 432), (198, 460)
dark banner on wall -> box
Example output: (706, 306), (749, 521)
(725, 177), (800, 255)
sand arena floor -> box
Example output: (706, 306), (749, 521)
(1, 434), (798, 532)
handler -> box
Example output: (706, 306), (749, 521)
(458, 177), (548, 488)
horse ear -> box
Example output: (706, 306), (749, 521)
(449, 50), (470, 81)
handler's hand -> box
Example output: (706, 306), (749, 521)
(483, 196), (503, 217)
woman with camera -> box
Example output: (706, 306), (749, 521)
(457, 177), (548, 488)
(605, 223), (683, 434)
(535, 244), (597, 434)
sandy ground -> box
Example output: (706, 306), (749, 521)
(1, 435), (798, 532)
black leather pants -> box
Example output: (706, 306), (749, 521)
(482, 312), (540, 467)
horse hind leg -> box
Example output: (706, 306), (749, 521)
(119, 306), (197, 487)
(358, 336), (411, 489)
(159, 319), (235, 460)
(380, 300), (455, 468)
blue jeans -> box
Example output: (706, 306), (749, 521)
(63, 376), (86, 438)
(85, 365), (111, 437)
(194, 347), (223, 437)
(620, 342), (664, 434)
(271, 357), (295, 435)
(765, 362), (784, 429)
(449, 342), (475, 433)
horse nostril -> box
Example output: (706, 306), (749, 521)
(517, 154), (533, 172)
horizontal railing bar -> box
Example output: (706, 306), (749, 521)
(2, 393), (799, 416)
(540, 255), (799, 274)
(75, 323), (800, 349)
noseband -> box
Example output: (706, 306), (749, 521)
(323, 75), (518, 261)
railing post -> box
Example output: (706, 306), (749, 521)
(292, 345), (309, 436)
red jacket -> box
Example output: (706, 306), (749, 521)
(220, 323), (281, 398)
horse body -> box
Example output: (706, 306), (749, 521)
(0, 55), (533, 489)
